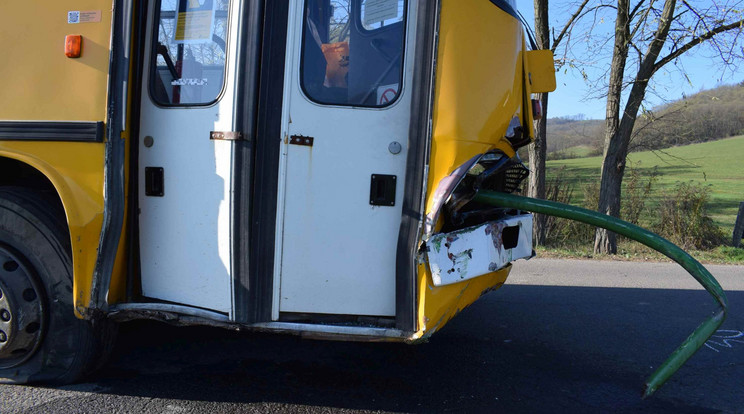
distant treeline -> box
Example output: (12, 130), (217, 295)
(546, 83), (744, 158)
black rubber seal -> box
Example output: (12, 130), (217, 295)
(487, 0), (519, 19)
(246, 0), (290, 323)
(231, 0), (264, 324)
(394, 0), (439, 333)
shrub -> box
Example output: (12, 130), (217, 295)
(542, 168), (596, 246)
(653, 182), (725, 250)
(621, 164), (658, 225)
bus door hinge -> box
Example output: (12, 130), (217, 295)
(210, 131), (245, 141)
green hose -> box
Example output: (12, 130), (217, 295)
(473, 190), (728, 398)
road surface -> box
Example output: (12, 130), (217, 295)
(1, 258), (742, 413)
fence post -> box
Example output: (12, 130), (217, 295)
(734, 202), (744, 248)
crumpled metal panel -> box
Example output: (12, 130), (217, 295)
(423, 154), (482, 239)
(426, 214), (533, 286)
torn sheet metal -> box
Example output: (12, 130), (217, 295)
(426, 214), (533, 286)
(423, 154), (482, 239)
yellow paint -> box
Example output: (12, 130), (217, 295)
(414, 1), (527, 338)
(412, 263), (511, 341)
(0, 1), (114, 316)
(525, 49), (557, 94)
(0, 145), (105, 315)
(0, 2), (113, 121)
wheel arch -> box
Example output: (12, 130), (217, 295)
(0, 152), (104, 318)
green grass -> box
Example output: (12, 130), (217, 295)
(547, 135), (744, 235)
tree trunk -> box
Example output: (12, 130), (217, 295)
(594, 0), (631, 254)
(528, 93), (548, 245)
(529, 0), (550, 245)
(595, 0), (677, 254)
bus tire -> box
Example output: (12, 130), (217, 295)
(0, 187), (117, 384)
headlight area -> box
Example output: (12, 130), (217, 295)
(423, 151), (534, 286)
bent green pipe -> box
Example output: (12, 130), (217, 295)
(473, 190), (728, 398)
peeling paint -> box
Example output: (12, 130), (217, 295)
(427, 214), (532, 286)
(485, 221), (507, 250)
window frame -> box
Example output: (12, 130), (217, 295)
(298, 0), (409, 109)
(147, 0), (233, 108)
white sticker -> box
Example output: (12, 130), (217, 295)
(80, 10), (102, 23)
(171, 78), (208, 86)
(68, 11), (80, 24)
(377, 83), (399, 106)
(68, 10), (101, 24)
(363, 0), (399, 27)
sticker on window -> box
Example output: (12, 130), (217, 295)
(362, 0), (400, 27)
(171, 78), (209, 86)
(174, 0), (216, 43)
(377, 83), (399, 106)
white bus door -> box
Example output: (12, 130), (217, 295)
(138, 0), (239, 314)
(277, 0), (415, 317)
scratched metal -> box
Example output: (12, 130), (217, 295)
(426, 214), (533, 286)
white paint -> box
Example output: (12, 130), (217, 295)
(705, 330), (744, 352)
(137, 0), (241, 315)
(275, 2), (418, 317)
(427, 215), (534, 286)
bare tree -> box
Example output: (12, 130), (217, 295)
(529, 0), (590, 245)
(591, 0), (744, 253)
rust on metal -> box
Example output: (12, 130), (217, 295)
(289, 135), (314, 147)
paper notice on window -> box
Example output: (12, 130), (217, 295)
(363, 0), (399, 27)
(174, 0), (216, 44)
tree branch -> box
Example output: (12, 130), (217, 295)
(653, 19), (744, 73)
(551, 0), (591, 51)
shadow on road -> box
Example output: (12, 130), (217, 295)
(78, 285), (742, 413)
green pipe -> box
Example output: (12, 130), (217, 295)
(473, 190), (728, 398)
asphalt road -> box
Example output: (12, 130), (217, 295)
(1, 258), (742, 413)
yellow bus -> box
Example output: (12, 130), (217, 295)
(0, 0), (554, 383)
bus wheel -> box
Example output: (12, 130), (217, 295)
(0, 188), (116, 384)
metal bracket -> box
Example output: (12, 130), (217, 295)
(289, 135), (314, 147)
(210, 131), (244, 141)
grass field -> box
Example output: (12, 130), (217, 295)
(547, 135), (744, 235)
(548, 145), (597, 159)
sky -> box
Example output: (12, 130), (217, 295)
(519, 2), (744, 120)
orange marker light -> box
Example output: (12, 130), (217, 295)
(64, 35), (83, 58)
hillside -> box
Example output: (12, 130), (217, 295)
(547, 135), (744, 234)
(545, 116), (603, 154)
(546, 83), (744, 156)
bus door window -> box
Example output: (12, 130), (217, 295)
(149, 0), (230, 106)
(301, 0), (407, 107)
